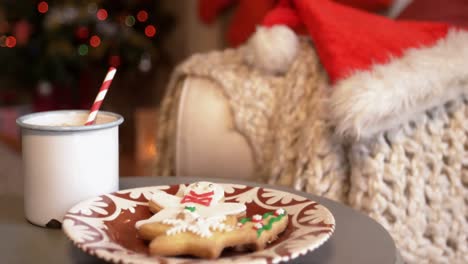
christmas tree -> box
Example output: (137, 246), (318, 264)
(0, 0), (174, 108)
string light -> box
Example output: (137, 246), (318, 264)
(37, 1), (49, 14)
(144, 25), (156, 38)
(78, 44), (88, 56)
(125, 16), (136, 27)
(137, 10), (148, 22)
(5, 36), (16, 48)
(89, 35), (101, 47)
(139, 54), (152, 72)
(96, 9), (108, 21)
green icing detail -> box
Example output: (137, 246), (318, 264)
(240, 217), (251, 224)
(256, 214), (285, 238)
(256, 228), (263, 237)
(184, 206), (196, 212)
(262, 212), (273, 218)
(239, 210), (288, 237)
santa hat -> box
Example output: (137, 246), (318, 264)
(247, 0), (468, 138)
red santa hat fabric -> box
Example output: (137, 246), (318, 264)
(334, 0), (392, 13)
(248, 0), (468, 138)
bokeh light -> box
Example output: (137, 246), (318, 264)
(96, 9), (108, 21)
(144, 25), (156, 38)
(87, 3), (98, 14)
(125, 16), (136, 27)
(137, 10), (148, 22)
(78, 44), (88, 56)
(89, 35), (101, 47)
(5, 36), (16, 48)
(37, 1), (49, 14)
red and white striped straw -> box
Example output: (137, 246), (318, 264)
(85, 67), (117, 126)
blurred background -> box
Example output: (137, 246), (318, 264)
(0, 0), (270, 177)
(0, 0), (417, 190)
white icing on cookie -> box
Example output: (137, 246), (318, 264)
(253, 223), (263, 230)
(183, 182), (224, 205)
(164, 213), (233, 237)
(275, 208), (285, 216)
(150, 190), (182, 208)
(252, 214), (262, 222)
(135, 182), (246, 238)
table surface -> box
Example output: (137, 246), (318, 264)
(0, 176), (402, 264)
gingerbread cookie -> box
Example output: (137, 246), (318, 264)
(135, 182), (288, 259)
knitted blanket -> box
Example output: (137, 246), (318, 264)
(156, 40), (467, 263)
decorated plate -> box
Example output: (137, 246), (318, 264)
(63, 183), (335, 264)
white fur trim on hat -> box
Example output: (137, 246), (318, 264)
(245, 25), (298, 74)
(330, 29), (468, 139)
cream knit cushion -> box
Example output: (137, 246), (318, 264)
(349, 99), (468, 263)
(155, 40), (467, 263)
(175, 77), (254, 179)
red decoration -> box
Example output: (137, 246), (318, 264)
(180, 191), (215, 206)
(137, 10), (149, 22)
(252, 214), (263, 223)
(334, 0), (392, 12)
(84, 67), (117, 126)
(253, 222), (263, 230)
(144, 25), (156, 37)
(5, 36), (16, 48)
(294, 0), (449, 84)
(198, 0), (394, 47)
(227, 0), (275, 47)
(274, 208), (285, 216)
(260, 0), (450, 84)
(37, 1), (49, 14)
(97, 9), (108, 21)
(89, 35), (101, 47)
(199, 0), (274, 47)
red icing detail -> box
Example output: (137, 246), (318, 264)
(253, 223), (263, 230)
(180, 191), (214, 206)
(252, 215), (263, 223)
(275, 208), (285, 216)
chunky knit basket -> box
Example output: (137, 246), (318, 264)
(155, 40), (467, 264)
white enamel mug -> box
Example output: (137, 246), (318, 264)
(16, 110), (124, 228)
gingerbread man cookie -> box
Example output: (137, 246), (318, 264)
(136, 182), (288, 259)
